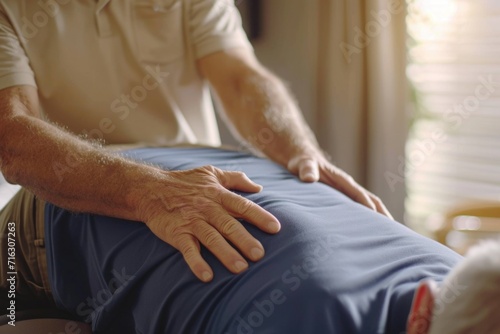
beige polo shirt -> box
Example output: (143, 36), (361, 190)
(0, 0), (252, 146)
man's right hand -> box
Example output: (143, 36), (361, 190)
(0, 85), (281, 283)
(139, 166), (281, 282)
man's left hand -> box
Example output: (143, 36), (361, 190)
(287, 153), (394, 219)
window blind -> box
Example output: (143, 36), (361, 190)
(406, 0), (500, 235)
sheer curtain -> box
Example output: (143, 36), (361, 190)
(406, 0), (500, 234)
(315, 0), (408, 221)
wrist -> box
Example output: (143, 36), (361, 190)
(125, 164), (168, 223)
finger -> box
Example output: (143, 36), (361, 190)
(217, 170), (263, 193)
(368, 192), (394, 219)
(287, 155), (306, 174)
(320, 166), (377, 211)
(176, 234), (214, 282)
(211, 211), (266, 262)
(193, 221), (249, 274)
(298, 158), (320, 182)
(221, 191), (281, 234)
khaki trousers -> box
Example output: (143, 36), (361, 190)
(0, 189), (55, 311)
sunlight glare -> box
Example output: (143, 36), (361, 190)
(407, 0), (459, 41)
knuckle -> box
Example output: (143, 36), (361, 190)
(219, 218), (239, 236)
(218, 171), (231, 186)
(180, 243), (193, 255)
(235, 198), (253, 215)
(343, 173), (355, 185)
(201, 165), (219, 175)
(199, 166), (227, 188)
(354, 188), (368, 201)
(204, 186), (223, 204)
(204, 184), (221, 196)
(371, 195), (383, 205)
(191, 195), (211, 210)
(203, 230), (221, 248)
(331, 166), (353, 183)
(178, 206), (205, 224)
(349, 192), (363, 202)
(192, 165), (218, 181)
(177, 237), (196, 255)
(169, 224), (190, 241)
(234, 171), (246, 178)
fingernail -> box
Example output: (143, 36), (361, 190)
(201, 271), (212, 282)
(253, 183), (263, 191)
(251, 247), (265, 260)
(268, 221), (281, 232)
(303, 173), (315, 180)
(234, 260), (248, 272)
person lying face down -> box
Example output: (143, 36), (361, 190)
(0, 1), (498, 332)
(2, 147), (499, 333)
(408, 239), (500, 334)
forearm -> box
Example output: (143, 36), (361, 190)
(0, 86), (281, 282)
(220, 67), (320, 166)
(0, 114), (160, 221)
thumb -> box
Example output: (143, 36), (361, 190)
(297, 159), (320, 183)
(218, 170), (263, 193)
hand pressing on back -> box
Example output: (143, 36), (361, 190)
(139, 166), (281, 282)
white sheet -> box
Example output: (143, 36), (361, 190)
(0, 173), (21, 210)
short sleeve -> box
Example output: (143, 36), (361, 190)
(0, 9), (36, 90)
(189, 0), (253, 59)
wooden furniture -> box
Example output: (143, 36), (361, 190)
(431, 202), (500, 255)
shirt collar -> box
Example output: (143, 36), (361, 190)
(96, 0), (111, 13)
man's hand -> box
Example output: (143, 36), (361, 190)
(287, 153), (393, 219)
(0, 86), (281, 283)
(139, 166), (281, 283)
(198, 49), (393, 220)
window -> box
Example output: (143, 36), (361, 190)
(406, 0), (500, 235)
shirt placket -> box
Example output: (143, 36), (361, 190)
(95, 0), (113, 37)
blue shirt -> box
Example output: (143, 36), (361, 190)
(45, 148), (461, 334)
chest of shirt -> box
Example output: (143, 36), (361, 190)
(4, 0), (186, 66)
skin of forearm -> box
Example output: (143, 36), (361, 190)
(0, 86), (281, 280)
(0, 95), (161, 221)
(220, 67), (321, 166)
